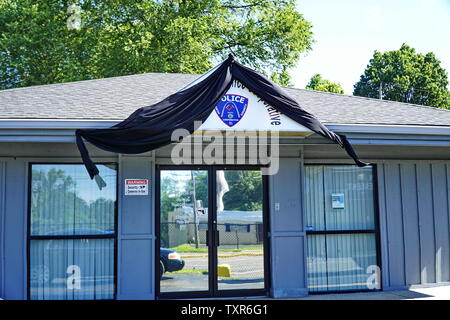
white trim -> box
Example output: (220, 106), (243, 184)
(1, 120), (450, 135)
(326, 124), (450, 135)
(2, 120), (450, 146)
(0, 120), (119, 129)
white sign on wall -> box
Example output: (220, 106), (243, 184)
(125, 179), (149, 195)
(331, 193), (345, 209)
(197, 80), (312, 135)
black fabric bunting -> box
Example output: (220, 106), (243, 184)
(76, 54), (368, 182)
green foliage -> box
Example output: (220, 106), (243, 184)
(159, 170), (262, 248)
(181, 170), (264, 211)
(170, 243), (209, 253)
(185, 171), (209, 208)
(31, 168), (115, 234)
(167, 269), (208, 274)
(222, 171), (262, 211)
(161, 170), (262, 214)
(353, 44), (450, 109)
(0, 0), (313, 89)
(306, 73), (344, 94)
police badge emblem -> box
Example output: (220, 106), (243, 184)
(215, 94), (249, 127)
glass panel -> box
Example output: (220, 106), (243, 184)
(305, 165), (374, 232)
(30, 238), (114, 300)
(305, 166), (325, 231)
(305, 165), (378, 293)
(307, 234), (377, 292)
(324, 166), (375, 231)
(30, 164), (117, 236)
(306, 234), (327, 292)
(159, 170), (209, 293)
(326, 233), (377, 291)
(216, 170), (265, 291)
(29, 164), (117, 300)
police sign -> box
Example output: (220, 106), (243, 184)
(215, 94), (249, 127)
(198, 80), (312, 135)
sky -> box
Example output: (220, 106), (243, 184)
(292, 0), (450, 94)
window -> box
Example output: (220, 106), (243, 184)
(28, 164), (117, 300)
(225, 223), (251, 232)
(305, 165), (379, 292)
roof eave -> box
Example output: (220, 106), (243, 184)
(2, 119), (450, 134)
(1, 120), (450, 146)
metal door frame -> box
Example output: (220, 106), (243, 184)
(155, 165), (271, 299)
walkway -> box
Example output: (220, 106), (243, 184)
(298, 286), (450, 300)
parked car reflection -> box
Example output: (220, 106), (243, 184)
(160, 248), (185, 279)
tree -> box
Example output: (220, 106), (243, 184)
(353, 44), (450, 109)
(164, 170), (262, 212)
(306, 74), (344, 94)
(31, 168), (116, 234)
(0, 0), (313, 89)
(222, 171), (262, 211)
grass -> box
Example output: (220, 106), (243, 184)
(170, 244), (208, 253)
(167, 269), (208, 275)
(219, 246), (264, 253)
(170, 244), (263, 253)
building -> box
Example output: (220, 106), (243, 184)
(0, 67), (449, 300)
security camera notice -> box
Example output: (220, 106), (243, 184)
(125, 179), (149, 195)
(179, 304), (268, 319)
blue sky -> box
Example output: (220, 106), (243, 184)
(292, 0), (450, 94)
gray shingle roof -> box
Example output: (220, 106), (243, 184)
(1, 72), (450, 126)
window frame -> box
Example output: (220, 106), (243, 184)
(304, 163), (383, 294)
(156, 165), (271, 299)
(26, 162), (119, 300)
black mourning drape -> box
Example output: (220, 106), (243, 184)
(76, 54), (368, 182)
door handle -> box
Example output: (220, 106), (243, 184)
(205, 230), (219, 246)
(216, 230), (220, 247)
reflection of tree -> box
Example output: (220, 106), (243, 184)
(221, 171), (262, 211)
(161, 172), (208, 216)
(161, 171), (262, 214)
(160, 172), (207, 247)
(187, 171), (262, 211)
(160, 175), (183, 246)
(159, 170), (263, 247)
(31, 168), (115, 234)
(185, 172), (208, 208)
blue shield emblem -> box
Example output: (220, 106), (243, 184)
(215, 94), (248, 127)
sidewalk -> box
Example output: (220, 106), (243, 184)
(298, 286), (450, 300)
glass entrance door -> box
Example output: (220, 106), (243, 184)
(158, 169), (210, 295)
(216, 170), (266, 292)
(157, 167), (268, 298)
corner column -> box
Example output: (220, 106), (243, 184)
(269, 157), (308, 298)
(116, 154), (155, 300)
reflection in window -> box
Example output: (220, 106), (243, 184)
(307, 234), (377, 291)
(305, 165), (379, 292)
(305, 166), (375, 232)
(29, 164), (117, 300)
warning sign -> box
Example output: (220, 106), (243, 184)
(125, 179), (149, 195)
